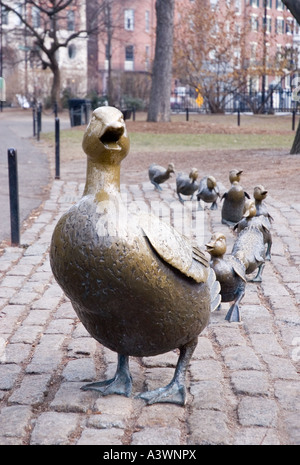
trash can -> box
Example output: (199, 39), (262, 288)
(69, 99), (91, 127)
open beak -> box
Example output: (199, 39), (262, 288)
(100, 122), (125, 150)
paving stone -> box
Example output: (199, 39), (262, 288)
(222, 346), (263, 371)
(0, 364), (21, 390)
(26, 334), (65, 374)
(230, 370), (269, 396)
(132, 426), (182, 446)
(9, 374), (52, 405)
(188, 409), (232, 445)
(87, 395), (135, 429)
(135, 402), (185, 429)
(62, 358), (96, 382)
(50, 382), (97, 413)
(234, 427), (280, 445)
(0, 405), (32, 438)
(237, 397), (278, 427)
(76, 427), (123, 445)
(30, 412), (80, 445)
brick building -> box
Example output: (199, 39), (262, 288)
(0, 0), (298, 107)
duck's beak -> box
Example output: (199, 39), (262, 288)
(205, 242), (215, 252)
(100, 122), (125, 151)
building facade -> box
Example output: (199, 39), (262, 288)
(0, 0), (298, 107)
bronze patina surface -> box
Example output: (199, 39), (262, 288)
(197, 175), (220, 210)
(234, 199), (272, 261)
(50, 106), (220, 405)
(176, 168), (199, 203)
(206, 232), (246, 323)
(221, 169), (250, 226)
(148, 162), (175, 190)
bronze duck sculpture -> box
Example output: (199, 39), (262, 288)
(253, 185), (273, 223)
(221, 169), (250, 226)
(231, 200), (266, 282)
(234, 199), (272, 260)
(197, 175), (220, 210)
(50, 106), (221, 406)
(148, 162), (175, 191)
(206, 233), (246, 323)
(176, 168), (199, 203)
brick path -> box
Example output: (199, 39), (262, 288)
(0, 174), (299, 445)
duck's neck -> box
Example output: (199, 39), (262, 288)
(83, 159), (121, 202)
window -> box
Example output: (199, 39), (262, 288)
(125, 45), (134, 70)
(145, 10), (150, 32)
(32, 6), (41, 28)
(250, 14), (259, 31)
(67, 10), (75, 31)
(68, 44), (76, 59)
(267, 0), (272, 8)
(145, 45), (150, 70)
(276, 17), (284, 33)
(286, 19), (294, 34)
(124, 9), (134, 31)
(1, 6), (8, 25)
(125, 45), (134, 61)
(250, 0), (259, 7)
(266, 16), (272, 33)
(276, 0), (284, 9)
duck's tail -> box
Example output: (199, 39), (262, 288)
(207, 268), (221, 313)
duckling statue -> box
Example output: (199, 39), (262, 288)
(231, 203), (266, 282)
(148, 162), (175, 191)
(206, 233), (246, 322)
(176, 168), (199, 203)
(50, 106), (221, 406)
(234, 199), (272, 260)
(197, 175), (220, 210)
(221, 169), (250, 226)
(253, 185), (273, 223)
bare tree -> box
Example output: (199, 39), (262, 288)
(1, 0), (99, 108)
(147, 0), (174, 122)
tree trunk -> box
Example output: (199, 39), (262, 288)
(51, 60), (61, 109)
(290, 118), (300, 154)
(147, 0), (174, 122)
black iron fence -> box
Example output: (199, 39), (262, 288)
(170, 89), (298, 114)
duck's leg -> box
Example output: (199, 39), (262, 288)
(177, 193), (185, 204)
(225, 286), (245, 323)
(151, 180), (162, 191)
(137, 337), (197, 406)
(81, 354), (132, 397)
(210, 201), (218, 210)
(250, 262), (265, 282)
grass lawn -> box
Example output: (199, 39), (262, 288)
(41, 112), (296, 157)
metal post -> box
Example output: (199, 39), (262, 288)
(33, 106), (36, 136)
(55, 117), (60, 179)
(237, 108), (240, 127)
(7, 148), (20, 246)
(292, 109), (296, 131)
(186, 107), (189, 121)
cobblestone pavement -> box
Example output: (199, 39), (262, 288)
(0, 172), (299, 445)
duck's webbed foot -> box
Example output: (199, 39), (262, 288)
(81, 354), (132, 397)
(138, 379), (186, 405)
(225, 302), (241, 322)
(137, 338), (198, 406)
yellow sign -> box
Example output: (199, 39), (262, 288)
(195, 88), (203, 107)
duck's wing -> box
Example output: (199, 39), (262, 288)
(228, 255), (247, 282)
(138, 213), (209, 283)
